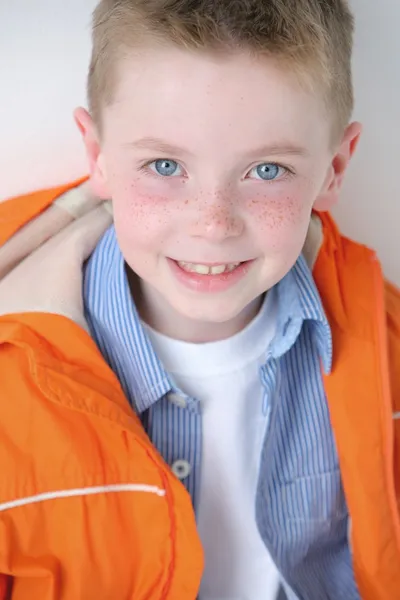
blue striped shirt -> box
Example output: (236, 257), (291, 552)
(83, 225), (360, 600)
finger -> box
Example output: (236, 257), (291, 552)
(53, 180), (105, 218)
(0, 204), (73, 280)
(0, 202), (112, 322)
(74, 202), (113, 262)
(0, 182), (106, 281)
(0, 202), (112, 295)
(39, 202), (113, 264)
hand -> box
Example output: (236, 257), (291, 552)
(0, 184), (112, 330)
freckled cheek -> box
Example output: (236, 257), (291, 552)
(112, 180), (177, 243)
(246, 191), (311, 248)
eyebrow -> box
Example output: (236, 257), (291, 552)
(124, 137), (310, 158)
(124, 137), (195, 157)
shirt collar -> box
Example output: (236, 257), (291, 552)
(84, 226), (173, 414)
(84, 227), (332, 414)
(269, 253), (332, 374)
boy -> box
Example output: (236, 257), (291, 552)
(0, 0), (400, 599)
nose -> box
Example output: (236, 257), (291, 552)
(188, 194), (244, 241)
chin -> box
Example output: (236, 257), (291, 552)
(178, 306), (231, 324)
(175, 297), (255, 325)
(172, 296), (223, 318)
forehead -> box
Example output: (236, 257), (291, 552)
(104, 45), (331, 153)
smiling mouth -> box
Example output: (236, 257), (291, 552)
(168, 258), (254, 292)
(175, 261), (246, 275)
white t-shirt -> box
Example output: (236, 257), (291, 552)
(144, 293), (281, 600)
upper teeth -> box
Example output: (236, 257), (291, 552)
(177, 262), (241, 275)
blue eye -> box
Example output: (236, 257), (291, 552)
(150, 159), (182, 177)
(250, 163), (285, 181)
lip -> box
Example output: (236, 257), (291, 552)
(167, 258), (255, 293)
(175, 261), (242, 267)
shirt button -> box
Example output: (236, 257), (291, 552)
(168, 393), (187, 409)
(172, 460), (191, 480)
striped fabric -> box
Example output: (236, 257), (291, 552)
(83, 225), (360, 600)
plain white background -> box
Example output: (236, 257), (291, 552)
(0, 0), (399, 284)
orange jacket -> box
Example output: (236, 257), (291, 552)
(0, 179), (400, 599)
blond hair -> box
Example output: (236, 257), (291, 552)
(88, 0), (354, 143)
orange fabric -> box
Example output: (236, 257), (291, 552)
(0, 315), (203, 600)
(314, 212), (400, 599)
(0, 180), (400, 598)
(0, 182), (203, 598)
(386, 280), (400, 496)
(0, 177), (88, 246)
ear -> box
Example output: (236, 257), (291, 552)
(313, 121), (362, 211)
(74, 107), (111, 200)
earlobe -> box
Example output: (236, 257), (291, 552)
(313, 166), (336, 212)
(313, 121), (362, 212)
(73, 107), (110, 200)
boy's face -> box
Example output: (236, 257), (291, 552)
(77, 46), (360, 341)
